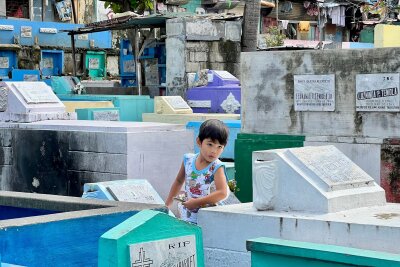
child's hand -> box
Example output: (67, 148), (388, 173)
(183, 198), (200, 211)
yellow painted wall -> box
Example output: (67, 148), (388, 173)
(374, 24), (400, 48)
(62, 101), (114, 113)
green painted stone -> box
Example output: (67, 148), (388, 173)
(247, 237), (400, 267)
(99, 210), (204, 267)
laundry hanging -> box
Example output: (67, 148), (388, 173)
(298, 21), (310, 32)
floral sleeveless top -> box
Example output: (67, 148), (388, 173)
(178, 153), (227, 224)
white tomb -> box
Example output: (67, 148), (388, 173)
(0, 81), (75, 122)
(252, 145), (386, 213)
(198, 146), (399, 267)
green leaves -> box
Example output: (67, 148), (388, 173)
(265, 26), (285, 47)
(104, 1), (123, 13)
(104, 0), (154, 14)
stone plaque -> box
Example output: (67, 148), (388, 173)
(88, 58), (99, 69)
(77, 34), (89, 40)
(107, 183), (159, 204)
(288, 146), (374, 190)
(0, 25), (14, 31)
(39, 27), (58, 34)
(187, 100), (211, 108)
(129, 235), (197, 267)
(42, 58), (54, 69)
(93, 110), (119, 121)
(356, 73), (400, 112)
(214, 70), (237, 80)
(166, 96), (191, 109)
(12, 82), (60, 104)
(21, 26), (32, 38)
(123, 59), (135, 73)
(23, 75), (39, 81)
(294, 74), (335, 111)
(0, 57), (9, 69)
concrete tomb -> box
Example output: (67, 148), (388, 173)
(198, 146), (400, 267)
(0, 81), (75, 122)
(252, 145), (386, 213)
(186, 70), (241, 114)
(99, 209), (203, 267)
(0, 120), (193, 203)
(143, 96), (240, 124)
(0, 191), (165, 266)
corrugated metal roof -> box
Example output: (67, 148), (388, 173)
(63, 12), (242, 35)
(63, 13), (185, 35)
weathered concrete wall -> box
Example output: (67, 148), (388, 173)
(166, 17), (242, 97)
(241, 48), (400, 138)
(78, 0), (96, 24)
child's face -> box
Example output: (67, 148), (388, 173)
(197, 138), (225, 163)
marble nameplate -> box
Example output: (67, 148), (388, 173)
(288, 145), (374, 191)
(12, 82), (60, 104)
(93, 110), (119, 121)
(107, 183), (160, 204)
(155, 96), (193, 114)
(130, 235), (196, 267)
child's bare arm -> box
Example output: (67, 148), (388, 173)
(183, 167), (228, 210)
(165, 162), (185, 208)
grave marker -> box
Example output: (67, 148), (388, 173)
(294, 74), (335, 112)
(252, 145), (386, 213)
(92, 110), (119, 121)
(99, 210), (204, 267)
(83, 179), (164, 205)
(129, 235), (197, 266)
(1, 81), (75, 122)
(154, 96), (193, 114)
(356, 73), (400, 112)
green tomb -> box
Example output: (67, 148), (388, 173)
(99, 210), (204, 267)
(247, 237), (400, 267)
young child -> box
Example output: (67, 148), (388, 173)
(165, 119), (229, 224)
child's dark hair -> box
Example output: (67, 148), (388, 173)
(198, 119), (229, 146)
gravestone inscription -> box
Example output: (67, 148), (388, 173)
(129, 235), (197, 267)
(288, 145), (374, 190)
(165, 96), (191, 110)
(356, 73), (400, 112)
(107, 182), (160, 204)
(294, 74), (335, 112)
(13, 82), (60, 104)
